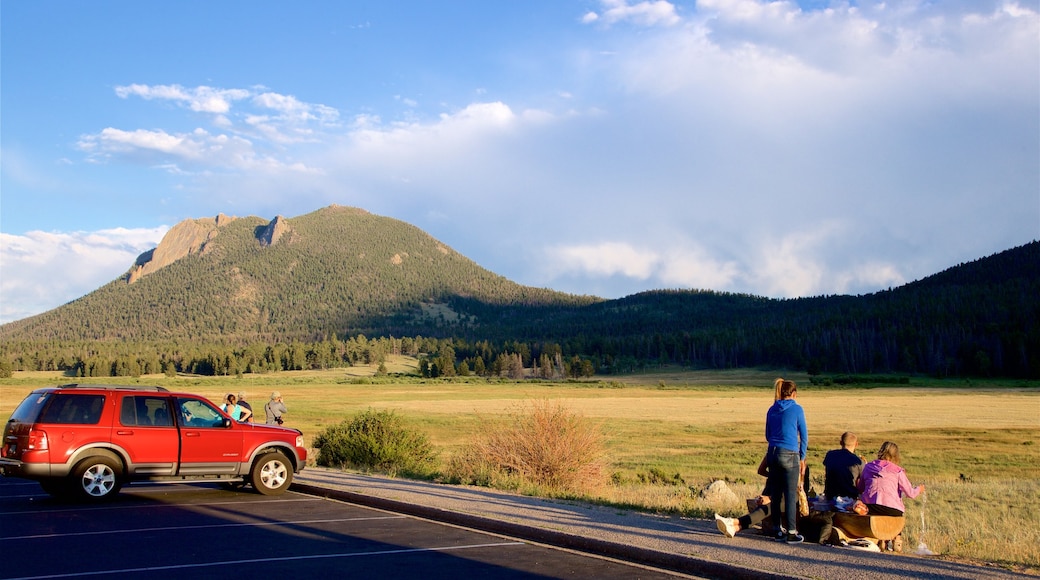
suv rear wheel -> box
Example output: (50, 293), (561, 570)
(251, 452), (292, 495)
(70, 454), (123, 500)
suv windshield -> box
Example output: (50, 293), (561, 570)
(8, 392), (50, 423)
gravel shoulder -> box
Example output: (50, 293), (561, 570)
(293, 468), (1034, 580)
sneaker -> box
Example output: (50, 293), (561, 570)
(714, 514), (738, 538)
(786, 533), (805, 544)
(773, 528), (788, 541)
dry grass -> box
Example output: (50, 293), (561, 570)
(1, 366), (1037, 569)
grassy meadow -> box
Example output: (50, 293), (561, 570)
(1, 362), (1037, 570)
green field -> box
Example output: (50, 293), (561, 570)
(2, 364), (1038, 570)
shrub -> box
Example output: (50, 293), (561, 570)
(449, 400), (605, 492)
(313, 409), (434, 476)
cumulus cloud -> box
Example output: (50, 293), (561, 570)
(339, 101), (536, 172)
(115, 83), (251, 114)
(583, 0), (681, 27)
(553, 242), (659, 279)
(106, 83), (340, 153)
(0, 227), (168, 324)
(77, 126), (319, 174)
(548, 241), (741, 291)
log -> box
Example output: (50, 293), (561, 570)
(834, 513), (905, 541)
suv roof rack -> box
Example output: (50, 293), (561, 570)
(56, 384), (170, 392)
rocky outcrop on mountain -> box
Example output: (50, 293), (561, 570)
(257, 215), (292, 247)
(127, 213), (236, 283)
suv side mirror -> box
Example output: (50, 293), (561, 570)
(223, 417), (233, 428)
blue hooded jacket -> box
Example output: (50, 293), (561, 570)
(765, 398), (807, 459)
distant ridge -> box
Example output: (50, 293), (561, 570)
(0, 206), (1036, 378)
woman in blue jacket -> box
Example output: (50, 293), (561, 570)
(765, 378), (808, 543)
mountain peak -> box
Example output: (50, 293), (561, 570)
(128, 213), (237, 284)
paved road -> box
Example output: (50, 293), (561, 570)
(293, 468), (1037, 580)
(0, 477), (701, 580)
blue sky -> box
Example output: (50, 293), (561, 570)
(2, 0), (1038, 324)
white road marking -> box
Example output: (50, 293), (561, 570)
(0, 495), (319, 516)
(4, 515), (407, 540)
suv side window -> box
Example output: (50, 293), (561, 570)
(176, 398), (225, 428)
(120, 396), (173, 427)
(38, 394), (105, 425)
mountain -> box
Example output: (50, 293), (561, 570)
(0, 205), (599, 343)
(0, 205), (1037, 378)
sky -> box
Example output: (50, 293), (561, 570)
(1, 0), (1038, 325)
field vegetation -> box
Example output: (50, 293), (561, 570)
(1, 363), (1037, 570)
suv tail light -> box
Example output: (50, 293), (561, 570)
(28, 430), (49, 451)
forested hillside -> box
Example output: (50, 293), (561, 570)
(0, 206), (1036, 379)
(0, 205), (598, 343)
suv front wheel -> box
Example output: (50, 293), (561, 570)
(250, 452), (292, 495)
(70, 454), (123, 500)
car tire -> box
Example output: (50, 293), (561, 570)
(70, 454), (123, 501)
(250, 452), (292, 495)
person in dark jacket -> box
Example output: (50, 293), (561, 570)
(817, 431), (864, 544)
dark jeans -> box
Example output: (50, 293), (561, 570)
(817, 510), (836, 544)
(767, 448), (801, 533)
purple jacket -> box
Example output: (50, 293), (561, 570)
(857, 459), (922, 513)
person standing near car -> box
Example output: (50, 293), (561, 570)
(221, 393), (252, 422)
(266, 391), (288, 425)
(765, 378), (808, 543)
(237, 392), (254, 423)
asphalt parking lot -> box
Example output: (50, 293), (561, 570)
(0, 477), (701, 580)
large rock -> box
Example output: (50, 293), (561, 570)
(258, 215), (292, 247)
(128, 214), (234, 283)
(701, 480), (740, 507)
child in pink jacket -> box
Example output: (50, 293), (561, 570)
(857, 441), (925, 516)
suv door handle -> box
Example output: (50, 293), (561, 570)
(116, 430), (135, 435)
(184, 432), (200, 437)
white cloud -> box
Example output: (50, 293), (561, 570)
(113, 84), (340, 145)
(115, 83), (251, 114)
(0, 227), (168, 324)
(547, 241), (741, 291)
(584, 0), (681, 27)
(342, 102), (530, 167)
(77, 127), (319, 173)
(553, 242), (659, 279)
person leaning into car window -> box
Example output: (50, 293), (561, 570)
(220, 393), (252, 422)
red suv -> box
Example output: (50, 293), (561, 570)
(1, 384), (307, 500)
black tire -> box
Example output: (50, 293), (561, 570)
(70, 455), (123, 501)
(250, 452), (292, 495)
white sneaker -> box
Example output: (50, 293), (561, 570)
(715, 514), (738, 538)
